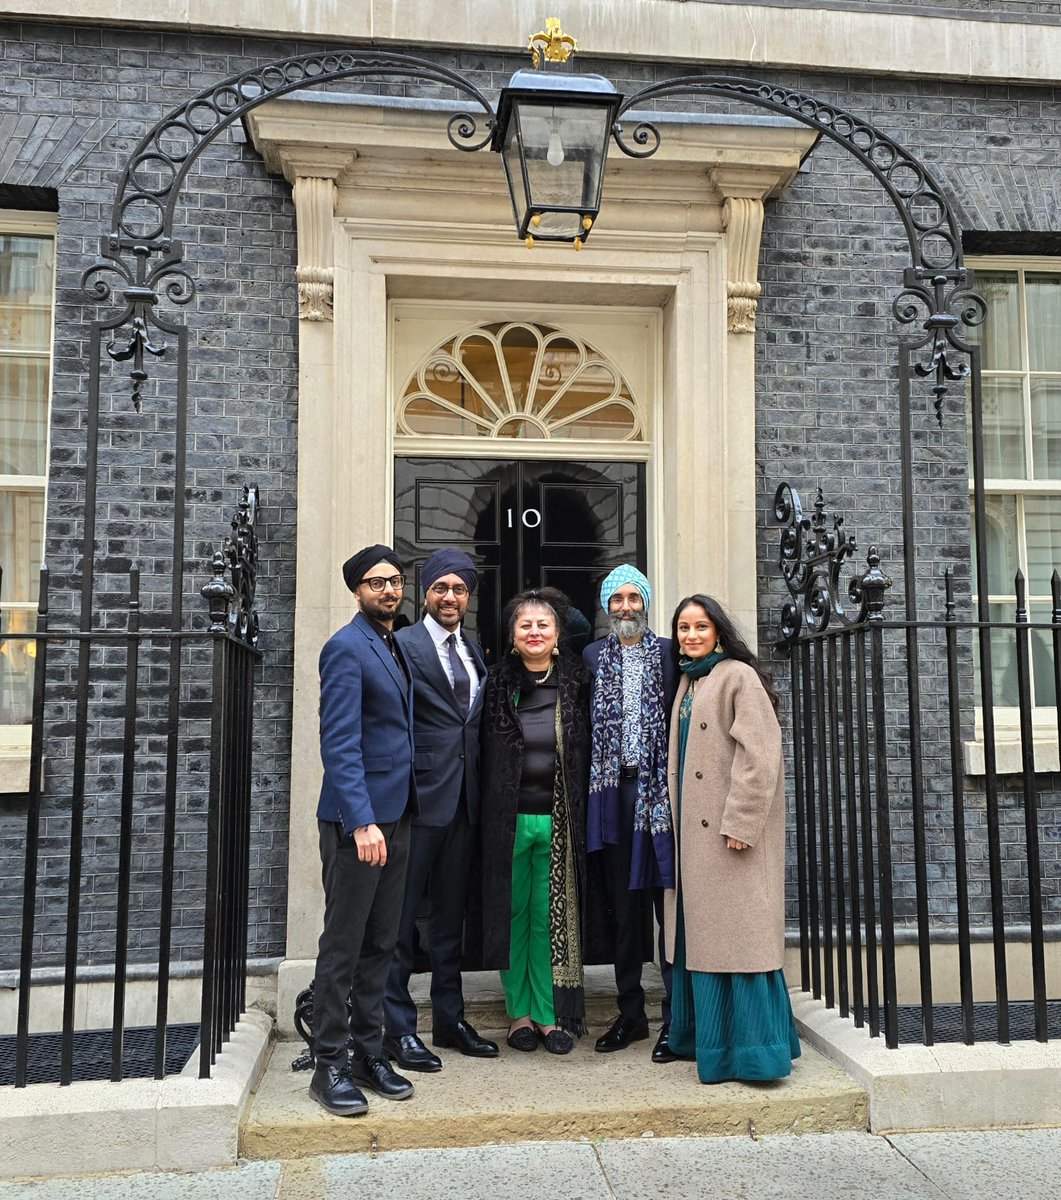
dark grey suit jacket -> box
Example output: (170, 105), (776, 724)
(395, 618), (486, 827)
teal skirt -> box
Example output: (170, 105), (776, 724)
(670, 900), (801, 1084)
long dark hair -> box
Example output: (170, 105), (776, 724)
(670, 593), (781, 717)
(496, 586), (575, 690)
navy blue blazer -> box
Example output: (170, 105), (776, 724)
(316, 612), (419, 832)
(396, 619), (486, 828)
(583, 632), (680, 723)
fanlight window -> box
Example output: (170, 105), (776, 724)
(396, 321), (644, 441)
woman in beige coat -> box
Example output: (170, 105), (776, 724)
(664, 593), (800, 1083)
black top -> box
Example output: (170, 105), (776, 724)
(516, 675), (558, 815)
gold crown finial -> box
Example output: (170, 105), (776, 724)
(529, 18), (577, 69)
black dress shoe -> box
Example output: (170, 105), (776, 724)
(432, 1020), (499, 1058)
(651, 1023), (678, 1064)
(595, 1015), (650, 1053)
(308, 1063), (369, 1116)
(384, 1033), (443, 1072)
(349, 1054), (414, 1100)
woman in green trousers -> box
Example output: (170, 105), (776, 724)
(479, 588), (593, 1055)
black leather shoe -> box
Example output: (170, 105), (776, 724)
(432, 1020), (499, 1058)
(349, 1054), (414, 1100)
(383, 1033), (443, 1072)
(308, 1063), (369, 1116)
(595, 1015), (650, 1053)
(651, 1023), (678, 1064)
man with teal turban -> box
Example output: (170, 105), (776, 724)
(583, 563), (678, 1062)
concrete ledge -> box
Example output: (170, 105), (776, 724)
(0, 1009), (274, 1180)
(792, 992), (1061, 1133)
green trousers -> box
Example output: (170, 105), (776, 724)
(500, 812), (555, 1026)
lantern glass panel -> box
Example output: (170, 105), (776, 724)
(508, 101), (611, 238)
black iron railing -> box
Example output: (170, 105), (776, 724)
(777, 483), (1060, 1047)
(1, 487), (261, 1086)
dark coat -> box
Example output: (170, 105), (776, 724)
(479, 654), (593, 970)
(315, 612), (419, 831)
(395, 619), (487, 827)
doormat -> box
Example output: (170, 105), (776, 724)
(896, 1000), (1061, 1044)
(0, 1023), (200, 1086)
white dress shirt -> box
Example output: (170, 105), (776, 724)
(423, 612), (481, 708)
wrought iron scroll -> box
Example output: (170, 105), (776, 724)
(775, 482), (892, 643)
(614, 76), (985, 410)
(201, 484), (261, 647)
(81, 50), (495, 407)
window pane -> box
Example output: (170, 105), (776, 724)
(967, 271), (1020, 371)
(0, 234), (54, 353)
(1030, 376), (1061, 480)
(0, 489), (44, 602)
(1027, 273), (1061, 372)
(971, 494), (1017, 597)
(0, 606), (35, 724)
(968, 375), (1025, 478)
(0, 355), (49, 475)
(973, 602), (1020, 707)
(1025, 496), (1061, 598)
(1030, 603), (1057, 708)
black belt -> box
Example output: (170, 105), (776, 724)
(620, 764), (638, 779)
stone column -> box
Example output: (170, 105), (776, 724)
(712, 169), (771, 645)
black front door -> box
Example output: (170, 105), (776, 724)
(394, 458), (646, 662)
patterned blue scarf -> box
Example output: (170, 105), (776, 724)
(587, 629), (675, 889)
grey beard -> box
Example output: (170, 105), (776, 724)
(609, 610), (648, 641)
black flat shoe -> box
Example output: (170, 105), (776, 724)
(308, 1063), (369, 1116)
(539, 1027), (574, 1055)
(595, 1015), (650, 1053)
(348, 1054), (414, 1100)
(433, 1019), (499, 1058)
(651, 1023), (678, 1064)
(383, 1033), (443, 1072)
(506, 1025), (539, 1052)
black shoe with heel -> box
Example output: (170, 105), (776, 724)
(308, 1063), (369, 1116)
(595, 1015), (650, 1053)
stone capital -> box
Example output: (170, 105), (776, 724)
(293, 175), (338, 322)
(720, 195), (766, 335)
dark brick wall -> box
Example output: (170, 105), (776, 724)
(0, 20), (1059, 975)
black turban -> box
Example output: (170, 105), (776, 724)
(342, 544), (402, 594)
(421, 547), (478, 594)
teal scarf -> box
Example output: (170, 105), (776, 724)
(679, 649), (727, 679)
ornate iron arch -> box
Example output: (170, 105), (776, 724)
(615, 76), (985, 416)
(76, 53), (987, 636)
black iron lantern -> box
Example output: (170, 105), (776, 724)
(492, 67), (622, 249)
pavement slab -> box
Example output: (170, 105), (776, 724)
(888, 1129), (1061, 1200)
(0, 1161), (281, 1200)
(243, 1033), (867, 1160)
(277, 1143), (611, 1200)
(596, 1132), (949, 1200)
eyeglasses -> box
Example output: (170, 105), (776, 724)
(429, 582), (469, 598)
(359, 574), (405, 592)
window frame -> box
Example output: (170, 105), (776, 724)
(0, 208), (56, 789)
(965, 254), (1061, 774)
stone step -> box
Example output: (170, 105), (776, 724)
(243, 972), (868, 1160)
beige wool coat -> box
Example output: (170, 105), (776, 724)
(663, 659), (787, 974)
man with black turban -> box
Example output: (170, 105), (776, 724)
(382, 547), (498, 1070)
(310, 545), (420, 1116)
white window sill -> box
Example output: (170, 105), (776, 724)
(963, 709), (1061, 775)
(0, 726), (32, 794)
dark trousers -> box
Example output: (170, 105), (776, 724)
(601, 776), (673, 1024)
(313, 815), (411, 1069)
(383, 800), (476, 1036)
